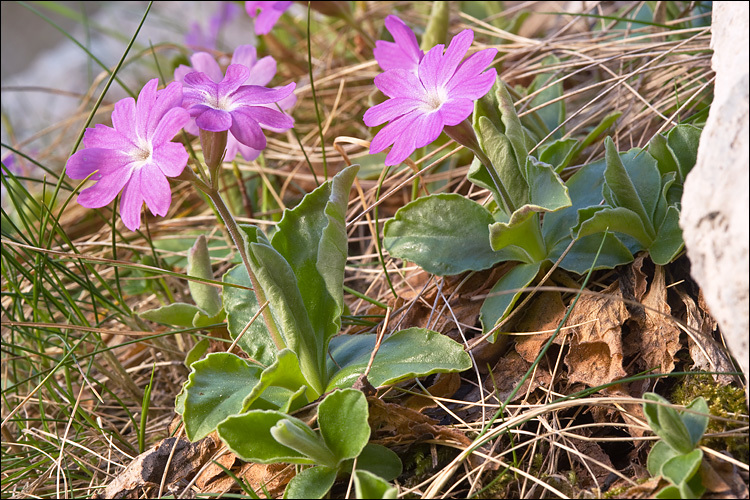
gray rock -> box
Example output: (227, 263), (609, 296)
(680, 2), (749, 402)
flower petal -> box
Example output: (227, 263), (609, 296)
(446, 49), (498, 98)
(135, 79), (160, 140)
(190, 52), (224, 82)
(77, 166), (134, 209)
(140, 164), (172, 217)
(242, 105), (294, 130)
(151, 107), (190, 145)
(119, 168), (144, 231)
(66, 148), (131, 179)
(438, 98), (475, 126)
(232, 82), (296, 105)
(374, 69), (424, 99)
(369, 109), (420, 155)
(374, 15), (422, 72)
(111, 97), (138, 144)
(229, 108), (266, 150)
(82, 124), (135, 151)
(236, 141), (262, 161)
(218, 64), (251, 97)
(436, 30), (473, 87)
(246, 55), (277, 86)
(363, 97), (421, 127)
(143, 81), (184, 139)
(230, 44), (258, 68)
(195, 108), (233, 132)
(153, 141), (189, 177)
(413, 111), (445, 149)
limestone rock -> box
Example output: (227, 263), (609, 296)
(680, 2), (749, 402)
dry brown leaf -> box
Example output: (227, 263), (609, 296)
(700, 451), (750, 499)
(403, 372), (461, 412)
(675, 286), (736, 384)
(368, 396), (472, 450)
(201, 462), (292, 497)
(565, 281), (628, 387)
(514, 291), (567, 363)
(484, 351), (552, 403)
(98, 435), (218, 499)
(636, 265), (681, 375)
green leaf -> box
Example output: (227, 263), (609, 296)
(139, 302), (204, 327)
(480, 262), (541, 338)
(185, 338), (210, 369)
(644, 393), (695, 454)
(242, 349), (315, 411)
(574, 206), (653, 248)
(218, 410), (314, 464)
(603, 139), (660, 236)
(271, 418), (338, 468)
(284, 466), (337, 499)
(383, 194), (507, 275)
(188, 234), (222, 317)
(191, 308), (226, 328)
(183, 353), (263, 441)
(245, 232), (324, 395)
(661, 449), (704, 492)
(318, 389), (370, 462)
(488, 211), (546, 263)
(525, 156), (571, 212)
(420, 0), (449, 49)
(528, 56), (565, 139)
(683, 397), (709, 449)
(539, 138), (578, 173)
(353, 470), (398, 499)
(326, 328), (472, 391)
(223, 262), (278, 367)
(649, 206), (683, 265)
(654, 485), (682, 499)
(272, 164), (359, 348)
(477, 116), (528, 212)
(649, 125), (702, 183)
(497, 79), (530, 169)
(348, 444), (403, 481)
(577, 111), (621, 153)
(546, 232), (634, 274)
(647, 440), (680, 477)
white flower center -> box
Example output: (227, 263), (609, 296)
(422, 87), (448, 112)
(131, 139), (153, 167)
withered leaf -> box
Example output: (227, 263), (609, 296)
(514, 291), (567, 363)
(636, 265), (681, 376)
(565, 281), (628, 387)
(675, 286), (735, 385)
(99, 435), (218, 499)
(485, 351), (552, 403)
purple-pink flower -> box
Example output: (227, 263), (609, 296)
(373, 15), (423, 74)
(364, 18), (497, 166)
(180, 61), (295, 156)
(185, 2), (241, 50)
(66, 79), (190, 231)
(174, 45), (296, 161)
(245, 1), (293, 35)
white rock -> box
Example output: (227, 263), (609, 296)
(680, 2), (749, 402)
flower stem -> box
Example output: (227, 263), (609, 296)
(205, 186), (286, 352)
(445, 121), (517, 215)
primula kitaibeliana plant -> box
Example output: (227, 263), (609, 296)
(66, 79), (190, 231)
(364, 15), (498, 166)
(174, 45), (296, 161)
(245, 0), (293, 35)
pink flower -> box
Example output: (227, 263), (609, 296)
(373, 15), (423, 74)
(245, 1), (293, 35)
(185, 2), (241, 50)
(180, 60), (295, 158)
(363, 21), (497, 166)
(66, 79), (190, 231)
(174, 45), (296, 161)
